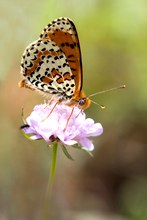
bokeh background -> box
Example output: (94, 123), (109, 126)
(1, 0), (147, 219)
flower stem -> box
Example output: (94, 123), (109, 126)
(49, 142), (58, 191)
(44, 141), (58, 220)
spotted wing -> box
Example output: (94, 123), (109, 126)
(39, 17), (83, 95)
(20, 38), (75, 98)
(20, 17), (82, 100)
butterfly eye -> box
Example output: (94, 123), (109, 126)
(79, 97), (86, 106)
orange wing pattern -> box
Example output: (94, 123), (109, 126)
(19, 17), (90, 109)
(40, 17), (83, 95)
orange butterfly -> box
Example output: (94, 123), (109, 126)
(19, 17), (91, 109)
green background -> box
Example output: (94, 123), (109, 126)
(1, 0), (147, 219)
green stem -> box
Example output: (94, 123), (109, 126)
(49, 141), (58, 192)
(44, 141), (58, 220)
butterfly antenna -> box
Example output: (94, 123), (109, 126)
(88, 85), (126, 98)
(91, 99), (106, 109)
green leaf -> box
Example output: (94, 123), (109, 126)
(21, 130), (42, 141)
(72, 144), (94, 157)
(21, 107), (27, 124)
(72, 144), (81, 149)
(21, 130), (34, 141)
(82, 148), (94, 157)
(61, 144), (74, 161)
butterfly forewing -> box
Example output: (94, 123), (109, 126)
(39, 17), (83, 95)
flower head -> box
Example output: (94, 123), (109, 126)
(21, 102), (103, 151)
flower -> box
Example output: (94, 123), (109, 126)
(21, 102), (103, 151)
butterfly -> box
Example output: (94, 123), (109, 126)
(19, 17), (91, 109)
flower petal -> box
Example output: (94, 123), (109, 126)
(78, 138), (94, 151)
(30, 134), (42, 140)
(21, 102), (103, 151)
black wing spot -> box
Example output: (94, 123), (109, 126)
(36, 67), (41, 72)
(71, 68), (76, 71)
(71, 75), (75, 79)
(67, 88), (71, 92)
(57, 87), (62, 91)
(31, 79), (36, 84)
(53, 91), (59, 94)
(30, 71), (34, 77)
(63, 63), (69, 68)
(35, 82), (40, 87)
(41, 48), (46, 52)
(68, 59), (75, 63)
(34, 49), (39, 54)
(54, 56), (59, 60)
(31, 56), (37, 61)
(39, 61), (44, 65)
(27, 62), (33, 68)
(36, 74), (41, 79)
(48, 86), (54, 90)
(59, 55), (64, 59)
(43, 41), (48, 45)
(41, 83), (46, 88)
(47, 55), (52, 59)
(68, 54), (74, 58)
(30, 47), (34, 51)
(70, 44), (75, 49)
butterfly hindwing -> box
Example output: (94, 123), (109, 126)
(21, 40), (76, 99)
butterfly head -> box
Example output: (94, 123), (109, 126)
(73, 91), (91, 110)
(78, 97), (91, 109)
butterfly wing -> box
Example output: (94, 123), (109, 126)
(20, 37), (77, 99)
(40, 17), (83, 95)
(20, 17), (83, 101)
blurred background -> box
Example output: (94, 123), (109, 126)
(1, 0), (147, 219)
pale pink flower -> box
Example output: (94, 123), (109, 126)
(21, 102), (103, 151)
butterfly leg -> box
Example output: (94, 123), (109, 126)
(42, 101), (59, 121)
(75, 109), (83, 118)
(64, 105), (75, 131)
(44, 95), (56, 109)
